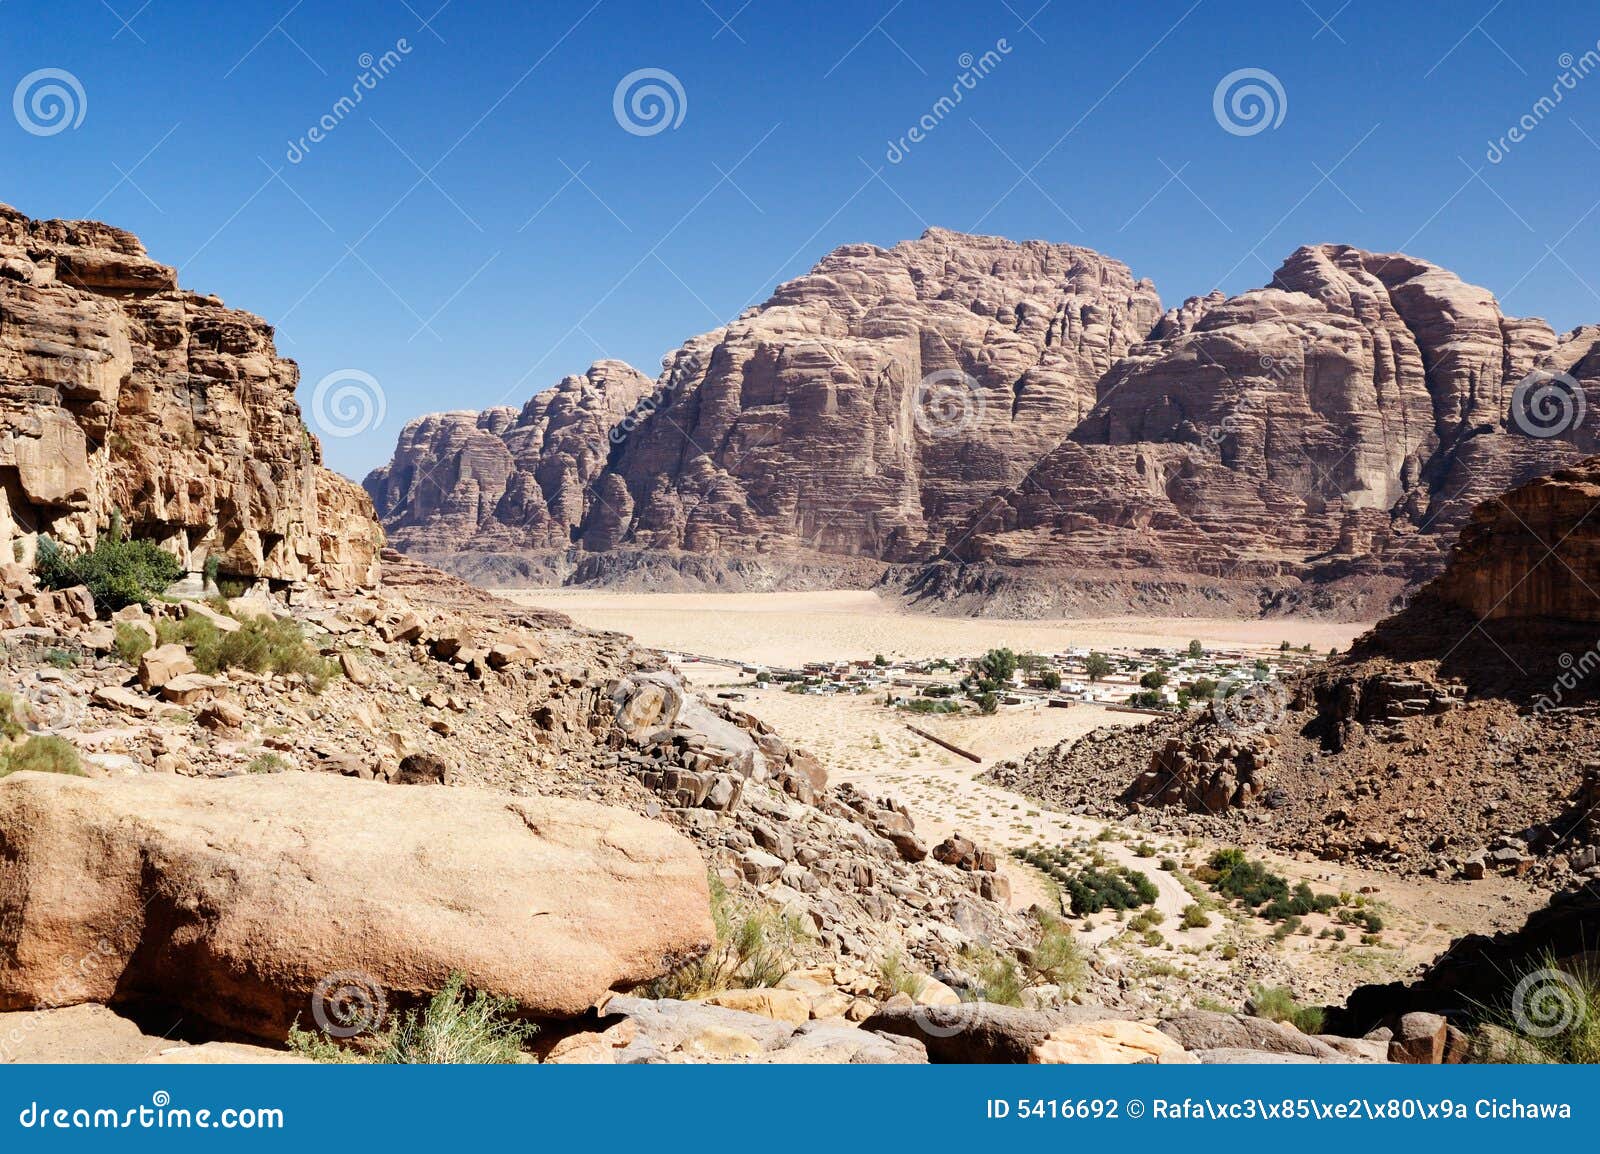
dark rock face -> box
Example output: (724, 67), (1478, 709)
(367, 232), (1595, 612)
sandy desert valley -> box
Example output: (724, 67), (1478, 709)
(501, 589), (1548, 1009)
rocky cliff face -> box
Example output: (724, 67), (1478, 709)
(950, 245), (1598, 611)
(0, 204), (381, 590)
(365, 361), (653, 572)
(368, 231), (1594, 613)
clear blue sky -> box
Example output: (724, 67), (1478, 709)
(6, 0), (1600, 477)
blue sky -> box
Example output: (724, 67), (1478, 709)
(5, 0), (1600, 478)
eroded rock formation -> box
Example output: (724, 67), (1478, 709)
(368, 232), (1594, 614)
(0, 203), (381, 590)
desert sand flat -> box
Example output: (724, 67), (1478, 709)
(497, 589), (1373, 667)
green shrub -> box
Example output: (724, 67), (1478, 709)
(1204, 849), (1340, 922)
(645, 874), (801, 999)
(245, 752), (289, 774)
(877, 951), (923, 1000)
(42, 648), (78, 669)
(1181, 904), (1212, 930)
(1472, 953), (1600, 1064)
(902, 697), (960, 714)
(0, 736), (85, 778)
(36, 524), (182, 611)
(0, 694), (21, 741)
(113, 622), (153, 664)
(1133, 841), (1156, 857)
(1249, 984), (1325, 1034)
(289, 973), (533, 1064)
(157, 612), (336, 691)
(1028, 916), (1086, 993)
(1063, 864), (1158, 915)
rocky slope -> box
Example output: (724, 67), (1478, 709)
(368, 232), (1596, 614)
(991, 457), (1600, 881)
(0, 204), (381, 590)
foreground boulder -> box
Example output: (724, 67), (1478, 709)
(0, 771), (713, 1040)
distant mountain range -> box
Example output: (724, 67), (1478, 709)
(365, 228), (1600, 617)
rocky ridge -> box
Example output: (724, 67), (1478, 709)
(991, 457), (1600, 883)
(367, 232), (1597, 615)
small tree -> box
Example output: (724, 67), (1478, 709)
(976, 648), (1018, 685)
(1084, 652), (1111, 682)
(978, 690), (998, 715)
(1187, 639), (1204, 659)
(1040, 669), (1062, 691)
(1139, 670), (1168, 690)
(873, 654), (888, 667)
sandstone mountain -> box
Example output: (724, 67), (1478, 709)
(365, 360), (653, 584)
(368, 231), (1597, 615)
(0, 203), (381, 591)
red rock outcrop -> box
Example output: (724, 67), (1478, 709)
(365, 361), (653, 570)
(954, 246), (1596, 608)
(368, 233), (1592, 612)
(0, 204), (381, 590)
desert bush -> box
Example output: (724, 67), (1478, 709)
(0, 694), (21, 741)
(35, 520), (182, 611)
(0, 735), (85, 778)
(644, 875), (801, 999)
(157, 612), (336, 691)
(1249, 984), (1325, 1034)
(1028, 916), (1087, 993)
(877, 951), (923, 1000)
(113, 622), (153, 664)
(1063, 864), (1158, 915)
(245, 752), (289, 774)
(1471, 953), (1600, 1064)
(1181, 904), (1212, 930)
(289, 973), (533, 1064)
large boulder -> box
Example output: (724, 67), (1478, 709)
(0, 772), (713, 1040)
(1158, 1010), (1346, 1060)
